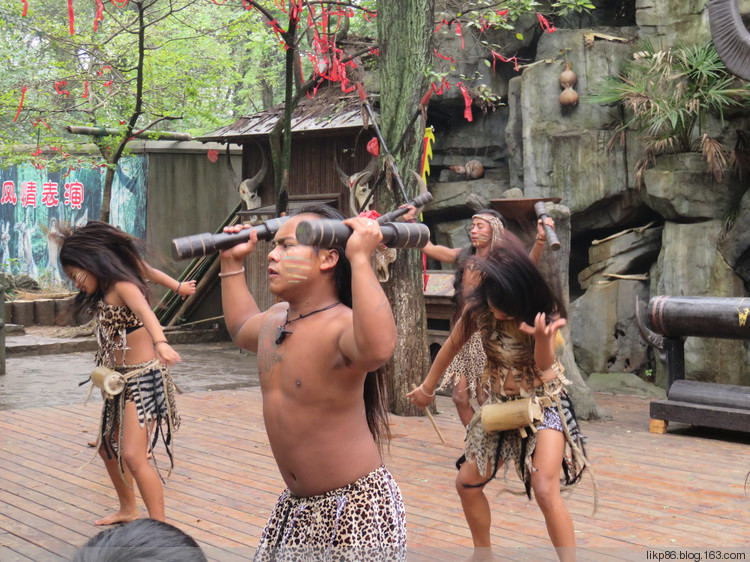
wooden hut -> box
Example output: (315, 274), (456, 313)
(191, 85), (377, 314)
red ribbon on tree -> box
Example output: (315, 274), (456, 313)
(13, 86), (27, 122)
(431, 77), (450, 95)
(433, 49), (455, 63)
(491, 50), (519, 72)
(457, 82), (473, 122)
(68, 0), (75, 35)
(21, 0), (28, 16)
(111, 0), (130, 7)
(55, 81), (70, 97)
(537, 13), (556, 33)
(94, 0), (104, 31)
(83, 80), (88, 98)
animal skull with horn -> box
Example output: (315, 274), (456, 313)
(334, 151), (380, 216)
(239, 145), (268, 212)
(371, 171), (430, 283)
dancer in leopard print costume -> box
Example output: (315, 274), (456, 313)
(401, 205), (553, 427)
(408, 232), (591, 562)
(220, 205), (406, 561)
(59, 221), (183, 526)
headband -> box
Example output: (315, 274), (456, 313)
(472, 213), (504, 250)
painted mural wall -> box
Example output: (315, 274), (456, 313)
(0, 155), (147, 286)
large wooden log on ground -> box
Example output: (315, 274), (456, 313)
(648, 295), (750, 339)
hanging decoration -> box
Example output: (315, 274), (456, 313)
(21, 0), (28, 16)
(67, 0), (75, 35)
(55, 81), (70, 97)
(538, 13), (556, 33)
(457, 82), (473, 122)
(421, 127), (435, 181)
(94, 0), (104, 31)
(13, 86), (27, 122)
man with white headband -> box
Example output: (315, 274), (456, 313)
(402, 205), (554, 427)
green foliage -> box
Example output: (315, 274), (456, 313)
(591, 40), (750, 155)
(0, 0), (255, 161)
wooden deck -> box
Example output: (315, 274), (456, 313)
(1, 390), (749, 561)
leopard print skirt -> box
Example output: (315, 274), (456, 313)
(461, 392), (587, 498)
(438, 330), (486, 396)
(254, 465), (407, 561)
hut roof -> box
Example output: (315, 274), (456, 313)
(198, 85), (375, 143)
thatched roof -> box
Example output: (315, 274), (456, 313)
(198, 85), (374, 143)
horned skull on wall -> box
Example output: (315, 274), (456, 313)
(239, 145), (268, 212)
(335, 152), (380, 216)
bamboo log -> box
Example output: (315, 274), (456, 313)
(481, 398), (543, 433)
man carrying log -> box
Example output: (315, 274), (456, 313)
(218, 204), (406, 561)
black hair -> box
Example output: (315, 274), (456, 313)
(292, 204), (352, 308)
(57, 220), (150, 324)
(72, 519), (208, 562)
(462, 229), (566, 338)
(292, 204), (390, 453)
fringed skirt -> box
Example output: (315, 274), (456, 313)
(97, 360), (180, 482)
(459, 392), (588, 499)
(254, 465), (407, 561)
(437, 330), (486, 397)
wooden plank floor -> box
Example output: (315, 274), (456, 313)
(1, 390), (749, 561)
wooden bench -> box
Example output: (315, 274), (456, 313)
(641, 295), (750, 433)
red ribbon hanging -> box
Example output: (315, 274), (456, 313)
(21, 0), (28, 16)
(490, 50), (519, 72)
(431, 77), (450, 96)
(111, 0), (130, 7)
(457, 82), (473, 122)
(537, 13), (556, 33)
(55, 81), (70, 97)
(83, 80), (88, 98)
(13, 86), (27, 122)
(242, 0), (252, 9)
(94, 0), (104, 31)
(433, 49), (455, 63)
(454, 21), (465, 50)
(68, 0), (75, 35)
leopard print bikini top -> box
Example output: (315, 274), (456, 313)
(94, 300), (144, 366)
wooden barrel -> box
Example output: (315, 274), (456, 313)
(481, 397), (543, 432)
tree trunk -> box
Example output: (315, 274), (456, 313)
(377, 0), (434, 416)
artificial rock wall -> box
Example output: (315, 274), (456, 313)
(424, 0), (750, 388)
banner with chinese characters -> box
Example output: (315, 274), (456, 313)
(0, 155), (148, 286)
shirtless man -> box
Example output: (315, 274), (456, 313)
(219, 205), (406, 561)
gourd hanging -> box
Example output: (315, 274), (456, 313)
(559, 62), (579, 109)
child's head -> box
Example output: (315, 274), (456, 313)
(58, 221), (149, 319)
(467, 231), (566, 326)
(73, 518), (207, 562)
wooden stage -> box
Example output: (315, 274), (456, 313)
(1, 390), (749, 561)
